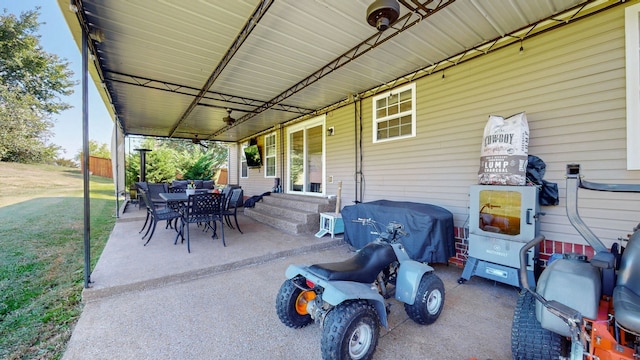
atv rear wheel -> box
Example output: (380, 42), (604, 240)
(404, 272), (445, 325)
(276, 277), (314, 328)
(321, 300), (380, 360)
(511, 291), (568, 360)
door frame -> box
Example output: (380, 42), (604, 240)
(286, 115), (326, 196)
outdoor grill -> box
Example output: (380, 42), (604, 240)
(459, 185), (541, 287)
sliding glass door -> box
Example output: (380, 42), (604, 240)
(287, 117), (325, 195)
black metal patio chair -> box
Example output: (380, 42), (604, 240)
(221, 188), (243, 233)
(139, 190), (182, 246)
(179, 192), (226, 253)
(147, 183), (169, 209)
(135, 181), (148, 208)
(138, 189), (152, 234)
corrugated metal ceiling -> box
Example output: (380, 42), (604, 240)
(59, 0), (619, 143)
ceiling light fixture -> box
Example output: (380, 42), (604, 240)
(222, 108), (235, 126)
(366, 0), (400, 31)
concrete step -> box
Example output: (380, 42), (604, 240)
(244, 207), (316, 234)
(262, 193), (336, 213)
(253, 202), (318, 223)
(244, 193), (336, 235)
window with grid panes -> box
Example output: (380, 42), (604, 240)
(264, 133), (276, 177)
(372, 83), (416, 143)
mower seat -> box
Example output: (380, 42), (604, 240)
(613, 230), (640, 334)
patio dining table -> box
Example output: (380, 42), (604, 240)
(159, 191), (225, 251)
(159, 192), (189, 204)
(161, 189), (213, 200)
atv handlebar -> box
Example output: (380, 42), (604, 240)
(353, 218), (408, 243)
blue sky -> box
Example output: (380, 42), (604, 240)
(3, 1), (114, 159)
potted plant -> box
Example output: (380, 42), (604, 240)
(186, 181), (196, 196)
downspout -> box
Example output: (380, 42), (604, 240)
(280, 125), (285, 192)
(81, 29), (91, 288)
(353, 98), (359, 203)
(358, 96), (364, 202)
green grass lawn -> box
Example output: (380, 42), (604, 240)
(0, 162), (117, 359)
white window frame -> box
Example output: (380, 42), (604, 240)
(240, 142), (248, 178)
(626, 3), (640, 170)
(286, 115), (326, 196)
(264, 132), (277, 178)
(371, 83), (416, 143)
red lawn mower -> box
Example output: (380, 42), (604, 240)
(511, 164), (640, 360)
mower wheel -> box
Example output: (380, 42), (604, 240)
(405, 273), (445, 325)
(321, 300), (380, 360)
(511, 291), (568, 360)
(275, 277), (314, 328)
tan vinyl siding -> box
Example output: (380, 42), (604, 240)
(237, 136), (278, 197)
(325, 109), (358, 202)
(333, 5), (639, 247)
(227, 144), (239, 185)
(243, 5), (639, 248)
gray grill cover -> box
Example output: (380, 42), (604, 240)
(341, 200), (455, 264)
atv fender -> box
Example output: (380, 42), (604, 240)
(396, 260), (435, 305)
(285, 264), (389, 328)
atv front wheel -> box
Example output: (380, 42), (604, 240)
(404, 272), (445, 325)
(321, 300), (380, 360)
(275, 277), (314, 328)
(511, 290), (568, 359)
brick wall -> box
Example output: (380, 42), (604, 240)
(448, 226), (595, 269)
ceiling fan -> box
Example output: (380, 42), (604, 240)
(222, 108), (235, 126)
(191, 134), (208, 149)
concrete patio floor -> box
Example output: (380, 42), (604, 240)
(62, 203), (520, 360)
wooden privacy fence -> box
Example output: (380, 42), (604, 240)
(81, 155), (113, 178)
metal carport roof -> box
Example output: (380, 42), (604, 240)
(59, 0), (620, 144)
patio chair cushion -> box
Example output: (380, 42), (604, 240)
(172, 180), (188, 189)
(135, 181), (148, 191)
(202, 180), (215, 189)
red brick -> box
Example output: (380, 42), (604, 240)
(573, 244), (584, 255)
(448, 258), (464, 268)
(543, 240), (552, 253)
(554, 241), (563, 254)
(585, 246), (595, 258)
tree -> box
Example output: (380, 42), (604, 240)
(124, 137), (229, 187)
(0, 83), (61, 163)
(0, 8), (75, 163)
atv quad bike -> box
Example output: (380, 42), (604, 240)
(511, 163), (640, 360)
(276, 219), (445, 360)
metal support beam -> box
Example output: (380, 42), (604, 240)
(169, 0), (275, 137)
(114, 120), (119, 219)
(81, 28), (91, 289)
(354, 0), (623, 102)
(211, 0), (456, 137)
(104, 71), (313, 115)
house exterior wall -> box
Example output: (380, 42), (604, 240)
(236, 137), (276, 197)
(233, 5), (640, 265)
(227, 144), (239, 185)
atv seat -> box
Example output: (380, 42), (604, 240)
(613, 230), (640, 334)
(308, 242), (397, 284)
